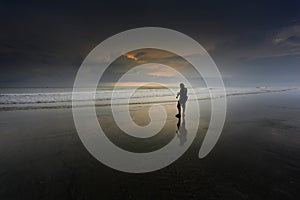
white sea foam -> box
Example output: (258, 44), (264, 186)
(0, 87), (296, 106)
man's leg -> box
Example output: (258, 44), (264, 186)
(182, 103), (186, 116)
(176, 101), (181, 117)
(177, 101), (181, 114)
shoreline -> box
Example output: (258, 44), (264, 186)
(0, 87), (297, 112)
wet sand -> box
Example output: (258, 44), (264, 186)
(0, 90), (299, 199)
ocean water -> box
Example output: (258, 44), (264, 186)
(0, 87), (297, 110)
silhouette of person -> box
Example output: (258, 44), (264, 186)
(175, 83), (188, 118)
(176, 116), (187, 146)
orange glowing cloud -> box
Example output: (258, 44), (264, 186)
(125, 53), (139, 61)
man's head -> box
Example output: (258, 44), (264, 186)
(180, 83), (185, 88)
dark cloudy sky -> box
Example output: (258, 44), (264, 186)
(0, 0), (299, 87)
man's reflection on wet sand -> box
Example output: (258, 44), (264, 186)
(176, 116), (187, 146)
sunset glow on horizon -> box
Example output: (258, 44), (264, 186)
(102, 81), (178, 87)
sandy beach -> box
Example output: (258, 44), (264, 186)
(0, 89), (299, 199)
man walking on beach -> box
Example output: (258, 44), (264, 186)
(176, 83), (188, 118)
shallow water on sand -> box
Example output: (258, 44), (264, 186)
(0, 90), (299, 199)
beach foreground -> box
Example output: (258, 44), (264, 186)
(0, 90), (299, 199)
